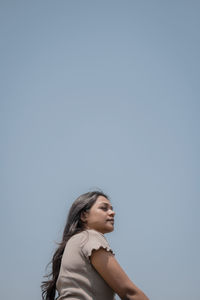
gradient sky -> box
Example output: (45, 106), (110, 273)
(1, 1), (200, 300)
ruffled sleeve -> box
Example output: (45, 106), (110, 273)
(81, 229), (115, 260)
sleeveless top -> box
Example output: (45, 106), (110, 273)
(56, 229), (116, 300)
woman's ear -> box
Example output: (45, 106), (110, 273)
(80, 211), (88, 223)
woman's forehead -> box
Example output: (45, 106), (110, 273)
(96, 196), (111, 205)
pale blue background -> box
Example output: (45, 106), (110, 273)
(1, 1), (199, 300)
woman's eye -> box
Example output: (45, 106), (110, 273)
(100, 207), (107, 211)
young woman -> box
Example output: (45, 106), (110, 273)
(41, 191), (149, 300)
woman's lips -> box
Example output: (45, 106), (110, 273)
(107, 219), (114, 224)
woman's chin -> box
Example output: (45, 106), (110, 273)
(105, 224), (114, 233)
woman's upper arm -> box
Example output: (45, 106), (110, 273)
(90, 248), (148, 300)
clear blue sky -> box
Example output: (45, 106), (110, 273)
(1, 1), (199, 299)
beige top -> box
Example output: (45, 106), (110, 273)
(56, 229), (116, 300)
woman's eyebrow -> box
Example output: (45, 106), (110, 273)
(100, 202), (114, 210)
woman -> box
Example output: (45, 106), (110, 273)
(41, 191), (149, 300)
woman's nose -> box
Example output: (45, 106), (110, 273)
(109, 209), (115, 217)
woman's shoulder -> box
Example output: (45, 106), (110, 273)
(70, 229), (105, 240)
(81, 229), (114, 258)
(66, 229), (100, 246)
(78, 229), (104, 240)
(82, 229), (109, 244)
(65, 229), (114, 260)
(67, 230), (87, 243)
(85, 229), (105, 237)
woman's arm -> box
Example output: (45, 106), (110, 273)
(90, 248), (149, 300)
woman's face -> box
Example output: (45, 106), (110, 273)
(83, 196), (115, 234)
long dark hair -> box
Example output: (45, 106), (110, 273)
(41, 190), (109, 300)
